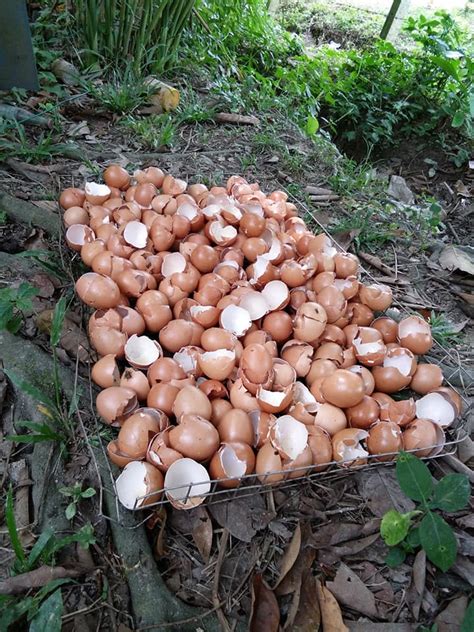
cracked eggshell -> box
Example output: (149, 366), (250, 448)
(209, 442), (255, 488)
(371, 316), (398, 344)
(307, 426), (332, 471)
(218, 409), (255, 445)
(91, 354), (120, 388)
(107, 440), (136, 468)
(289, 382), (318, 424)
(321, 369), (365, 408)
(198, 379), (228, 400)
(262, 311), (293, 343)
(148, 357), (186, 384)
(346, 396), (380, 429)
(314, 402), (347, 435)
(120, 368), (151, 401)
(255, 442), (284, 484)
(85, 182), (111, 205)
(76, 272), (121, 309)
(116, 461), (164, 510)
(269, 415), (308, 461)
(433, 387), (462, 416)
(314, 342), (344, 366)
(261, 280), (290, 311)
(147, 383), (179, 416)
(398, 316), (433, 355)
(230, 378), (258, 412)
(198, 349), (236, 380)
(124, 334), (162, 369)
(96, 386), (138, 426)
(306, 359), (337, 386)
(410, 363), (443, 395)
(367, 420), (402, 461)
(347, 365), (375, 395)
(249, 410), (275, 448)
(65, 224), (95, 251)
(168, 414), (219, 461)
(282, 444), (313, 479)
(280, 340), (314, 377)
(220, 305), (252, 337)
(403, 418), (442, 457)
(146, 429), (183, 472)
(117, 409), (168, 459)
(257, 386), (293, 414)
(359, 284), (393, 312)
(372, 347), (417, 393)
(172, 385), (212, 421)
(173, 346), (203, 378)
(332, 428), (368, 468)
(89, 326), (127, 357)
(352, 327), (386, 366)
(316, 286), (347, 323)
(238, 291), (269, 321)
(293, 302), (327, 342)
(415, 392), (457, 427)
(240, 344), (274, 385)
(164, 458), (211, 509)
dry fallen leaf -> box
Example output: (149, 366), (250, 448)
(316, 580), (349, 632)
(250, 574), (280, 632)
(435, 595), (468, 632)
(274, 521), (301, 588)
(407, 549), (426, 621)
(327, 562), (378, 618)
(292, 569), (321, 631)
(439, 245), (474, 275)
(191, 508), (213, 563)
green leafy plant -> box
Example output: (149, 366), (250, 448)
(121, 113), (177, 148)
(85, 69), (152, 114)
(0, 487), (95, 630)
(59, 482), (96, 520)
(380, 452), (470, 571)
(74, 0), (196, 74)
(0, 282), (38, 333)
(0, 120), (77, 164)
(428, 310), (463, 347)
(5, 295), (78, 448)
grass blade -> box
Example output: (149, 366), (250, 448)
(5, 487), (26, 566)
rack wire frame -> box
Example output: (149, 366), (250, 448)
(80, 188), (472, 529)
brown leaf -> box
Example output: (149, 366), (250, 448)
(0, 565), (87, 594)
(407, 550), (426, 620)
(327, 563), (378, 618)
(250, 574), (280, 632)
(215, 112), (260, 125)
(312, 518), (380, 547)
(276, 545), (316, 597)
(439, 245), (474, 275)
(209, 494), (274, 542)
(191, 508), (213, 563)
(274, 521), (301, 588)
(316, 580), (349, 632)
(357, 470), (415, 517)
(330, 533), (380, 558)
(292, 570), (321, 631)
(435, 596), (468, 632)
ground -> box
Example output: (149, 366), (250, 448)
(0, 29), (473, 632)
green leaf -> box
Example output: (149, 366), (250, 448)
(405, 526), (421, 550)
(5, 487), (26, 565)
(5, 314), (22, 333)
(419, 510), (457, 571)
(430, 474), (470, 512)
(461, 599), (474, 632)
(29, 588), (63, 632)
(381, 510), (412, 546)
(305, 116), (319, 136)
(396, 451), (433, 503)
(81, 487), (96, 498)
(452, 110), (465, 128)
(65, 503), (76, 520)
(27, 530), (54, 568)
(385, 546), (406, 567)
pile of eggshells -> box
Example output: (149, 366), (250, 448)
(60, 165), (462, 511)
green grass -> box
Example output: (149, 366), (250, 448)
(121, 113), (178, 149)
(429, 311), (464, 347)
(0, 121), (78, 164)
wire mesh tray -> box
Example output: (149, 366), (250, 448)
(81, 190), (472, 528)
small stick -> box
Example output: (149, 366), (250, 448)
(212, 528), (231, 632)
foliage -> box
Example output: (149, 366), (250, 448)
(59, 482), (96, 520)
(5, 295), (78, 448)
(73, 0), (196, 75)
(85, 69), (152, 114)
(429, 310), (463, 346)
(121, 113), (177, 148)
(0, 487), (95, 630)
(380, 452), (470, 571)
(0, 283), (38, 334)
(0, 120), (77, 164)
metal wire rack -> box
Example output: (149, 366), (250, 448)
(79, 187), (472, 529)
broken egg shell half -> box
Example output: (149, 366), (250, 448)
(218, 408), (255, 445)
(415, 391), (457, 428)
(124, 334), (162, 369)
(346, 395), (380, 429)
(117, 409), (168, 459)
(402, 418), (444, 457)
(332, 428), (369, 468)
(366, 421), (402, 461)
(120, 367), (151, 401)
(116, 461), (164, 510)
(168, 414), (219, 461)
(172, 385), (212, 421)
(307, 426), (333, 471)
(398, 315), (433, 355)
(96, 386), (138, 426)
(255, 442), (285, 484)
(320, 369), (365, 408)
(410, 363), (443, 395)
(372, 347), (417, 393)
(197, 348), (236, 380)
(269, 415), (309, 461)
(164, 458), (211, 509)
(91, 354), (120, 388)
(107, 440), (136, 468)
(209, 442), (256, 488)
(146, 429), (183, 472)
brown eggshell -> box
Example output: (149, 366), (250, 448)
(172, 386), (212, 421)
(91, 354), (120, 388)
(168, 414), (219, 461)
(148, 357), (186, 384)
(293, 302), (327, 342)
(372, 347), (417, 393)
(76, 273), (121, 309)
(321, 369), (365, 408)
(218, 409), (254, 445)
(255, 442), (284, 484)
(371, 317), (398, 343)
(209, 442), (255, 487)
(347, 365), (375, 395)
(403, 418), (441, 457)
(147, 383), (179, 416)
(96, 386), (138, 426)
(120, 368), (151, 401)
(398, 315), (433, 355)
(314, 402), (347, 435)
(332, 428), (368, 467)
(117, 409), (168, 458)
(262, 311), (293, 343)
(367, 421), (402, 461)
(307, 426), (333, 471)
(346, 396), (380, 429)
(410, 364), (443, 395)
(89, 326), (127, 357)
(306, 359), (337, 386)
(240, 344), (274, 384)
(60, 187), (85, 209)
(280, 340), (314, 377)
(359, 284), (393, 311)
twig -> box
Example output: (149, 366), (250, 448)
(212, 528), (231, 632)
(0, 104), (52, 129)
(0, 565), (88, 595)
(136, 602), (227, 630)
(358, 251), (396, 276)
(442, 455), (474, 484)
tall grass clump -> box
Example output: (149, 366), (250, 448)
(74, 0), (196, 74)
